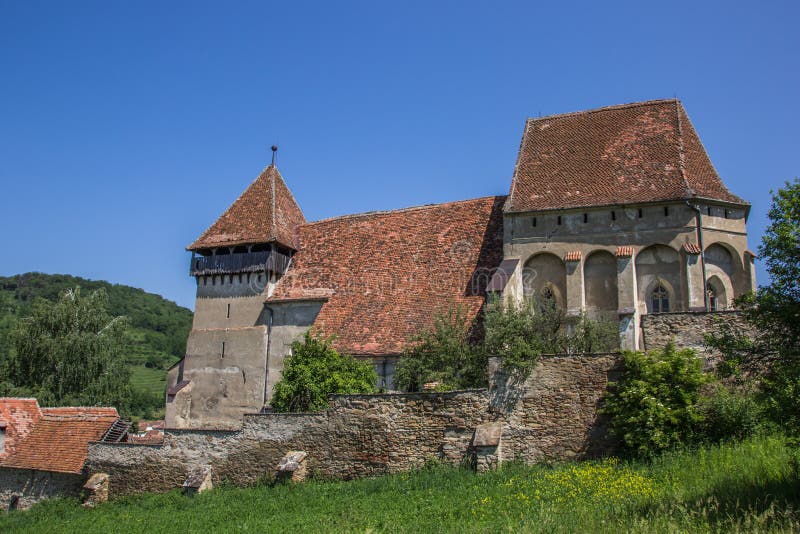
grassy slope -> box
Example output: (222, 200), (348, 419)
(2, 436), (798, 533)
(0, 273), (192, 408)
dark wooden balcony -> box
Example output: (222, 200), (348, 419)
(190, 250), (291, 276)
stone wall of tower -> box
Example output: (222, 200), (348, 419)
(166, 272), (289, 430)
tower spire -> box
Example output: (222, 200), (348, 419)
(271, 144), (278, 166)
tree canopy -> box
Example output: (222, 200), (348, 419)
(270, 332), (378, 412)
(2, 288), (133, 410)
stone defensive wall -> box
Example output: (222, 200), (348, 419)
(86, 355), (621, 498)
(640, 310), (751, 356)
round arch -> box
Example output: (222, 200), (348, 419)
(522, 252), (567, 309)
(584, 250), (618, 315)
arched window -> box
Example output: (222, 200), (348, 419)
(708, 287), (718, 311)
(650, 284), (670, 313)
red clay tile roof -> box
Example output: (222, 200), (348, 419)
(0, 401), (119, 474)
(683, 243), (702, 254)
(0, 398), (42, 461)
(506, 100), (746, 213)
(269, 196), (506, 355)
(188, 165), (306, 251)
(564, 251), (582, 262)
(616, 246), (634, 258)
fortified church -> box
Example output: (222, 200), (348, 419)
(166, 100), (755, 430)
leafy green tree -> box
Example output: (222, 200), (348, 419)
(706, 179), (800, 433)
(603, 343), (707, 456)
(394, 307), (486, 392)
(2, 288), (132, 409)
(484, 298), (618, 375)
(271, 332), (378, 412)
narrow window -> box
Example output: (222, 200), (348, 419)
(650, 284), (670, 314)
(707, 206), (712, 216)
(557, 215), (562, 225)
(637, 208), (643, 218)
(664, 206), (669, 216)
(0, 425), (6, 453)
(532, 217), (537, 227)
(611, 210), (616, 221)
(583, 213), (588, 223)
(226, 303), (231, 319)
(221, 342), (226, 358)
(708, 288), (718, 311)
(724, 209), (729, 219)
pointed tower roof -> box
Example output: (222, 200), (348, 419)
(188, 165), (306, 251)
(505, 99), (747, 213)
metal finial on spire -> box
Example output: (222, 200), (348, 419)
(271, 145), (278, 166)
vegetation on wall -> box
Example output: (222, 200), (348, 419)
(484, 298), (619, 375)
(394, 307), (486, 392)
(271, 332), (378, 412)
(395, 301), (619, 392)
(0, 273), (193, 418)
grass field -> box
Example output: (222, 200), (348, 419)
(128, 365), (167, 396)
(2, 435), (798, 533)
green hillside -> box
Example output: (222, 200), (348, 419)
(0, 273), (193, 417)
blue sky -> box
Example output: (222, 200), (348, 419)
(1, 1), (797, 309)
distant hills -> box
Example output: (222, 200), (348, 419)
(0, 273), (193, 417)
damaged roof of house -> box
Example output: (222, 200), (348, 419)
(0, 399), (120, 474)
(268, 196), (506, 356)
(505, 99), (747, 213)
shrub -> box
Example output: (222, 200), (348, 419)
(394, 307), (486, 392)
(603, 343), (707, 456)
(271, 332), (377, 412)
(698, 384), (766, 443)
(483, 298), (618, 376)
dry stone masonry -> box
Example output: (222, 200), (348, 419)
(87, 354), (622, 499)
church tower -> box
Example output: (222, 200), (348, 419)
(165, 161), (306, 429)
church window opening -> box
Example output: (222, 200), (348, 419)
(638, 208), (643, 218)
(664, 206), (669, 216)
(650, 284), (669, 313)
(583, 213), (588, 223)
(611, 210), (616, 221)
(532, 217), (537, 227)
(557, 215), (562, 225)
(708, 287), (718, 311)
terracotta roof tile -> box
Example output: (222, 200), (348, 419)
(188, 165), (306, 251)
(506, 100), (746, 213)
(683, 243), (702, 254)
(0, 400), (119, 474)
(0, 398), (42, 461)
(616, 246), (634, 258)
(269, 196), (506, 355)
(564, 251), (582, 262)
